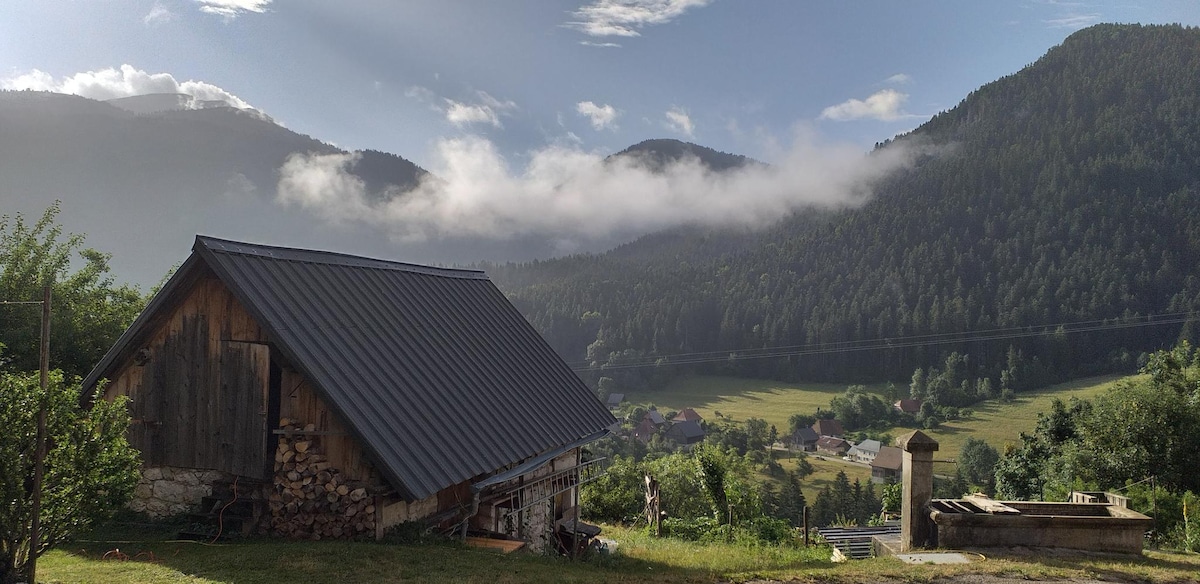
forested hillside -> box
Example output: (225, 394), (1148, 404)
(490, 24), (1200, 391)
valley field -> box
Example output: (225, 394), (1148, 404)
(625, 374), (1126, 461)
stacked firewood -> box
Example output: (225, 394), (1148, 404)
(267, 418), (376, 540)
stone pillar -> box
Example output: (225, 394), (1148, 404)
(898, 430), (938, 551)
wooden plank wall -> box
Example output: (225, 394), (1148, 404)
(104, 274), (271, 478)
(277, 369), (376, 483)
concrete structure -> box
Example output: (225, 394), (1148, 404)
(898, 430), (938, 551)
(928, 497), (1151, 554)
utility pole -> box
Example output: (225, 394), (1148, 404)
(29, 286), (51, 584)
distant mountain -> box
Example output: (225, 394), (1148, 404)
(0, 90), (431, 286)
(495, 24), (1200, 390)
(610, 138), (759, 173)
(2, 90), (769, 288)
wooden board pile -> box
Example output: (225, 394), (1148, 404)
(267, 419), (377, 539)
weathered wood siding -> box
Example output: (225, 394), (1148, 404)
(104, 273), (271, 478)
(277, 369), (376, 483)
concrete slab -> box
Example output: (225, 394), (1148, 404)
(894, 552), (974, 564)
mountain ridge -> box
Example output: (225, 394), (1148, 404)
(492, 23), (1200, 391)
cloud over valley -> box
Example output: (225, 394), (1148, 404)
(275, 129), (922, 245)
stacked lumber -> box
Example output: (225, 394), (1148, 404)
(267, 419), (376, 540)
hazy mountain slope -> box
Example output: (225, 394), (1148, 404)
(497, 24), (1200, 389)
(0, 90), (431, 286)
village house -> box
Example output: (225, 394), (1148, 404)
(632, 418), (658, 443)
(812, 418), (845, 438)
(664, 419), (705, 447)
(870, 445), (903, 483)
(644, 410), (668, 427)
(605, 393), (625, 410)
(673, 407), (703, 423)
(816, 436), (851, 457)
(790, 426), (819, 452)
(893, 399), (922, 415)
(83, 236), (615, 552)
(847, 439), (882, 464)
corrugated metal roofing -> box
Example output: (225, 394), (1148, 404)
(89, 235), (615, 501)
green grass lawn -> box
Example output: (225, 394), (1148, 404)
(627, 374), (1126, 462)
(39, 521), (1200, 583)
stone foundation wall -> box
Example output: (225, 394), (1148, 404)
(130, 466), (237, 518)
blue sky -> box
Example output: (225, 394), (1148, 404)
(6, 0), (1198, 166)
(4, 1), (1200, 287)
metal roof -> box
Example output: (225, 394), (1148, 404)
(88, 235), (615, 501)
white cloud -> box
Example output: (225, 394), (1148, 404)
(1043, 12), (1101, 29)
(443, 91), (517, 128)
(144, 3), (175, 25)
(580, 41), (623, 48)
(884, 73), (912, 85)
(0, 65), (256, 111)
(446, 101), (501, 127)
(275, 127), (926, 244)
(819, 89), (913, 122)
(566, 0), (712, 38)
(276, 152), (374, 224)
(194, 0), (271, 18)
(576, 101), (619, 130)
(664, 106), (694, 137)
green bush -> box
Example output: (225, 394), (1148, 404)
(0, 369), (140, 584)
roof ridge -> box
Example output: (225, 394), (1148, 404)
(194, 235), (488, 280)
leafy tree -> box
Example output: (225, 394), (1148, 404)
(744, 417), (769, 451)
(0, 203), (145, 378)
(580, 455), (644, 523)
(994, 397), (1090, 500)
(829, 385), (891, 430)
(0, 369), (140, 583)
(1061, 344), (1200, 492)
(695, 445), (729, 523)
(787, 413), (816, 439)
(958, 438), (1000, 495)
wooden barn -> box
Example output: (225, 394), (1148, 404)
(83, 236), (615, 551)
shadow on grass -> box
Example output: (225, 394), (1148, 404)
(63, 524), (761, 584)
(972, 546), (1200, 582)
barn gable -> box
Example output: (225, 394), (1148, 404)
(85, 235), (615, 502)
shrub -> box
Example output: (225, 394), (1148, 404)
(0, 370), (139, 584)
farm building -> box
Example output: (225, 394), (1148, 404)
(791, 426), (819, 451)
(816, 436), (851, 457)
(812, 418), (845, 438)
(664, 419), (704, 447)
(870, 446), (902, 483)
(847, 439), (881, 464)
(82, 236), (615, 551)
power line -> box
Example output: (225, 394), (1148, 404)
(570, 310), (1196, 372)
